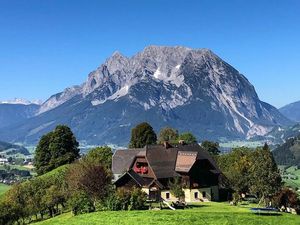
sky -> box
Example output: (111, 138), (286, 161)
(0, 0), (299, 108)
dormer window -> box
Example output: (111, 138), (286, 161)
(134, 162), (148, 174)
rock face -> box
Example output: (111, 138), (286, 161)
(0, 46), (292, 145)
(279, 101), (300, 122)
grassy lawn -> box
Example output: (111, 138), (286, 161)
(33, 202), (300, 225)
(0, 164), (37, 176)
(0, 183), (11, 197)
(281, 166), (300, 190)
(0, 164), (32, 171)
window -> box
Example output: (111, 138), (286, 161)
(194, 192), (199, 199)
(134, 162), (148, 174)
(202, 191), (206, 198)
(166, 192), (170, 199)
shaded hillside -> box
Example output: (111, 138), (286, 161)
(0, 103), (40, 128)
(264, 124), (300, 144)
(280, 101), (300, 122)
(0, 141), (30, 156)
(273, 135), (300, 166)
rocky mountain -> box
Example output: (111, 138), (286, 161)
(0, 46), (292, 145)
(258, 123), (300, 144)
(0, 103), (40, 129)
(279, 101), (300, 122)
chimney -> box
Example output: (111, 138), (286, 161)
(178, 140), (185, 145)
(163, 141), (172, 149)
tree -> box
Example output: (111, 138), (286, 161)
(34, 132), (53, 175)
(168, 177), (185, 201)
(158, 127), (178, 144)
(67, 160), (112, 205)
(34, 125), (80, 175)
(129, 122), (157, 148)
(84, 146), (113, 171)
(201, 141), (220, 156)
(217, 147), (255, 194)
(0, 163), (69, 224)
(249, 145), (282, 198)
(68, 191), (95, 215)
(273, 188), (300, 210)
(4, 183), (28, 224)
(0, 200), (20, 225)
(178, 132), (197, 144)
(217, 145), (282, 199)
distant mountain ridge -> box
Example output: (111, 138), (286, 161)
(280, 101), (300, 122)
(0, 46), (292, 145)
(0, 103), (40, 129)
(0, 98), (43, 105)
(0, 140), (30, 156)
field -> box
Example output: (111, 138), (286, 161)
(0, 164), (33, 171)
(219, 141), (265, 153)
(0, 183), (11, 197)
(34, 202), (299, 225)
(280, 166), (300, 190)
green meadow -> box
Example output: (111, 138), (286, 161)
(34, 202), (300, 225)
(0, 183), (10, 197)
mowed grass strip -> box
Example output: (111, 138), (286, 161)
(0, 183), (11, 197)
(34, 202), (300, 225)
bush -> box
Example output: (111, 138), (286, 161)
(104, 188), (147, 211)
(68, 191), (95, 216)
(273, 188), (300, 211)
(128, 188), (148, 210)
(232, 192), (241, 206)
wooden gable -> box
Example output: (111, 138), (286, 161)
(130, 156), (156, 179)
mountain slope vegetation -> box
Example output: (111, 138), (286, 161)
(273, 135), (300, 166)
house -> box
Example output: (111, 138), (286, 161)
(112, 142), (222, 202)
(0, 158), (8, 165)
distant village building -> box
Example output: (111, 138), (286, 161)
(112, 143), (222, 202)
(0, 158), (8, 165)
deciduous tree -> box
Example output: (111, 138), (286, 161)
(129, 122), (157, 148)
(178, 132), (197, 144)
(67, 160), (112, 205)
(84, 146), (113, 170)
(34, 125), (80, 175)
(201, 140), (220, 156)
(158, 127), (178, 144)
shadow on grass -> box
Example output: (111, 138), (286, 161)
(187, 205), (210, 209)
(252, 213), (282, 217)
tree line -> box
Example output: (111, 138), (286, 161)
(1, 122), (299, 224)
(0, 125), (146, 224)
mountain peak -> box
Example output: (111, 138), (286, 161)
(18, 45), (291, 146)
(111, 50), (125, 58)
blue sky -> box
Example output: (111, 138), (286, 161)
(0, 0), (299, 108)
